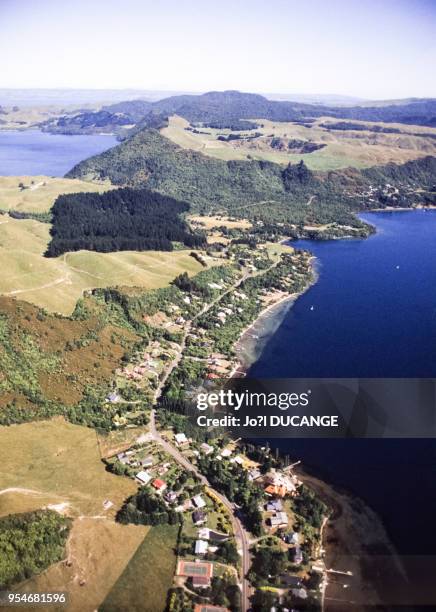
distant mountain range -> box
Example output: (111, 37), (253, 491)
(265, 93), (366, 105)
(0, 88), (187, 107)
(35, 90), (436, 135)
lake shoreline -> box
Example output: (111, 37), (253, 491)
(230, 212), (436, 612)
(230, 255), (318, 376)
(0, 129), (117, 177)
(298, 467), (407, 611)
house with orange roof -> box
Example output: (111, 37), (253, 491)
(152, 478), (167, 492)
(265, 484), (287, 497)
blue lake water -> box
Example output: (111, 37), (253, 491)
(250, 210), (436, 556)
(0, 127), (434, 560)
(0, 129), (117, 176)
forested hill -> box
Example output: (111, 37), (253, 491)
(66, 128), (436, 229)
(46, 187), (205, 257)
(67, 128), (287, 211)
(42, 91), (436, 134)
(40, 99), (155, 135)
(151, 90), (436, 127)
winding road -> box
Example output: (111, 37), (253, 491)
(148, 260), (292, 610)
(149, 408), (252, 611)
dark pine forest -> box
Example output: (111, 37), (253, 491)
(46, 188), (205, 257)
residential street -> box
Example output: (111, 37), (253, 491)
(149, 409), (252, 611)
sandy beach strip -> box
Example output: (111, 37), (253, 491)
(229, 258), (318, 376)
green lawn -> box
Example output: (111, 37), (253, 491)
(100, 524), (179, 612)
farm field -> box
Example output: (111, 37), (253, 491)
(188, 214), (252, 230)
(0, 175), (112, 213)
(16, 519), (148, 612)
(161, 114), (436, 170)
(0, 418), (137, 516)
(100, 524), (179, 612)
(0, 419), (149, 612)
(0, 215), (209, 314)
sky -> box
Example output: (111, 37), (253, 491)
(1, 0), (435, 99)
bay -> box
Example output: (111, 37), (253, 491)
(249, 211), (436, 556)
(0, 129), (117, 176)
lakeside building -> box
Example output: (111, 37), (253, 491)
(265, 484), (287, 497)
(200, 442), (214, 455)
(292, 587), (308, 600)
(293, 545), (303, 565)
(117, 454), (131, 465)
(174, 432), (189, 447)
(266, 499), (283, 512)
(280, 574), (302, 588)
(198, 527), (210, 540)
(165, 491), (178, 503)
(264, 470), (297, 497)
(270, 511), (289, 528)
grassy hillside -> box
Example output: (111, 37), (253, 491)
(67, 127), (436, 229)
(151, 90), (436, 127)
(0, 419), (137, 517)
(0, 215), (208, 314)
(0, 176), (113, 214)
(0, 293), (140, 413)
(67, 128), (288, 213)
(161, 115), (436, 170)
(41, 91), (436, 137)
(100, 524), (179, 612)
(0, 419), (148, 610)
(120, 90), (436, 128)
(0, 256), (240, 422)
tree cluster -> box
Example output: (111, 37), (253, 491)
(46, 187), (205, 257)
(0, 510), (71, 588)
(117, 487), (182, 526)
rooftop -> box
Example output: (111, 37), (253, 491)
(194, 605), (230, 612)
(192, 494), (206, 508)
(195, 540), (208, 555)
(270, 511), (289, 526)
(174, 432), (188, 445)
(192, 510), (207, 524)
(136, 471), (151, 485)
(152, 478), (166, 490)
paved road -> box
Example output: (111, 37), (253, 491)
(149, 265), (291, 610)
(153, 270), (251, 402)
(149, 409), (252, 611)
